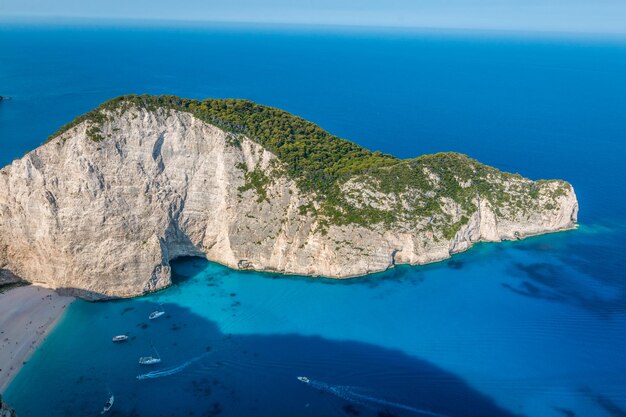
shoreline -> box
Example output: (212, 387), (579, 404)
(44, 222), (581, 301)
(0, 285), (74, 393)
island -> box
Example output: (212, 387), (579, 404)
(0, 95), (578, 299)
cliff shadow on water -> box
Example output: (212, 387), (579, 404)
(5, 290), (522, 417)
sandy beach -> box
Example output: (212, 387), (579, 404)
(0, 285), (74, 393)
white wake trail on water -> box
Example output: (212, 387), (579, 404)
(136, 353), (210, 380)
(304, 378), (451, 417)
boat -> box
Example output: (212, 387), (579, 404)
(148, 310), (164, 320)
(297, 376), (310, 384)
(148, 304), (165, 320)
(139, 345), (162, 365)
(101, 394), (114, 414)
(112, 335), (128, 342)
(139, 356), (161, 365)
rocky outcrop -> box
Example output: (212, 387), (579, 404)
(0, 98), (578, 299)
(0, 395), (16, 417)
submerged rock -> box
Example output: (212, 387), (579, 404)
(0, 95), (578, 299)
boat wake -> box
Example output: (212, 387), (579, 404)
(298, 377), (451, 417)
(136, 353), (209, 380)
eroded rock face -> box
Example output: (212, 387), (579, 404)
(0, 106), (578, 299)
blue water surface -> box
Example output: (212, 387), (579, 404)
(2, 19), (626, 417)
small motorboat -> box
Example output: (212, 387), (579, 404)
(101, 394), (114, 414)
(112, 335), (128, 342)
(139, 356), (161, 365)
(139, 345), (162, 365)
(297, 376), (310, 384)
(149, 304), (165, 320)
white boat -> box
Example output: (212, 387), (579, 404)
(139, 345), (162, 365)
(148, 304), (165, 320)
(139, 356), (161, 365)
(101, 394), (114, 414)
(297, 376), (310, 384)
(112, 335), (128, 342)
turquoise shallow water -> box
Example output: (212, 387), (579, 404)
(2, 20), (626, 417)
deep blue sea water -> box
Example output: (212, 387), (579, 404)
(2, 20), (626, 417)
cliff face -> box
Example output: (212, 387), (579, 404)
(0, 99), (578, 299)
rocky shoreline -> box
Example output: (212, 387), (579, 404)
(0, 96), (578, 299)
(0, 395), (16, 417)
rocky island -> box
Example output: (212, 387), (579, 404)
(0, 95), (578, 299)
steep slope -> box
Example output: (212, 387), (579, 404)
(0, 95), (577, 299)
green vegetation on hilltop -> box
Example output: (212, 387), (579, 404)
(47, 94), (569, 231)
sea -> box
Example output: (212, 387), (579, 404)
(1, 19), (626, 417)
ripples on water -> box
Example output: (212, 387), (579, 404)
(6, 232), (626, 417)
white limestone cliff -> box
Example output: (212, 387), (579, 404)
(0, 105), (578, 299)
